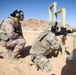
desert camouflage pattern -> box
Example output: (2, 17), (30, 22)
(31, 54), (52, 72)
(0, 17), (26, 58)
(30, 30), (61, 55)
(29, 30), (61, 72)
(1, 17), (23, 39)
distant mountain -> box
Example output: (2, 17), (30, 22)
(21, 18), (48, 29)
(21, 18), (72, 30)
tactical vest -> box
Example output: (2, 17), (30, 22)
(32, 30), (52, 55)
(12, 19), (23, 37)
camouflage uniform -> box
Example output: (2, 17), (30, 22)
(29, 30), (61, 72)
(0, 17), (26, 58)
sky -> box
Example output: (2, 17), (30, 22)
(0, 0), (76, 27)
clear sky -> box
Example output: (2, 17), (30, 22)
(0, 0), (76, 27)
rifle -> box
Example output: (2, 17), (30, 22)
(51, 21), (73, 36)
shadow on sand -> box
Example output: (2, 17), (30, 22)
(61, 57), (76, 75)
(19, 45), (32, 58)
(46, 47), (63, 58)
(46, 50), (59, 59)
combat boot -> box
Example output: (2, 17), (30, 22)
(9, 57), (22, 64)
(0, 52), (3, 58)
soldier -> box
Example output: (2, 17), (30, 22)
(0, 9), (26, 63)
(29, 22), (66, 72)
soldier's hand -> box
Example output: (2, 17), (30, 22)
(17, 36), (23, 39)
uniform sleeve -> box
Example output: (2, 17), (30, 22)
(2, 19), (19, 39)
(46, 32), (61, 50)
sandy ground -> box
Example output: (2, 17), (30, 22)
(0, 30), (76, 75)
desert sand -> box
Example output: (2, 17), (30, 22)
(0, 30), (76, 75)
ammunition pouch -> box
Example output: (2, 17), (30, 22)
(33, 41), (52, 55)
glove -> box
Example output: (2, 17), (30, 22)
(60, 27), (67, 36)
(51, 21), (58, 32)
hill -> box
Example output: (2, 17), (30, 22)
(21, 18), (48, 29)
(21, 18), (72, 31)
